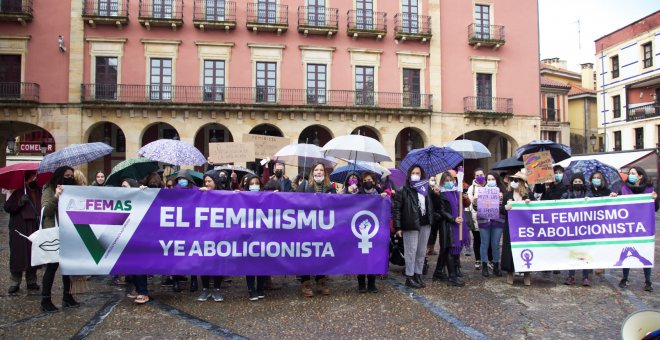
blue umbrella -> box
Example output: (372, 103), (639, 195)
(38, 142), (113, 174)
(399, 145), (464, 178)
(514, 140), (571, 162)
(138, 139), (206, 166)
(330, 162), (371, 184)
(563, 159), (623, 192)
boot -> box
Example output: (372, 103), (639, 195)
(301, 280), (314, 297)
(422, 258), (429, 275)
(453, 255), (463, 277)
(405, 276), (422, 289)
(316, 277), (331, 295)
(172, 279), (182, 293)
(414, 274), (426, 288)
(357, 276), (367, 293)
(189, 276), (198, 292)
(367, 276), (378, 293)
(62, 294), (80, 308)
(493, 263), (502, 277)
(481, 262), (490, 277)
(41, 297), (59, 313)
(447, 276), (465, 287)
(432, 267), (448, 281)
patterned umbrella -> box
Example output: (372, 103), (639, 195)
(38, 142), (113, 174)
(138, 139), (206, 166)
(104, 158), (159, 187)
(0, 163), (52, 190)
(444, 139), (491, 159)
(563, 159), (624, 192)
(514, 140), (571, 162)
(399, 145), (464, 178)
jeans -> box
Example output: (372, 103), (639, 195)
(42, 263), (70, 298)
(246, 276), (266, 293)
(131, 275), (149, 295)
(479, 227), (503, 263)
(623, 268), (652, 281)
(403, 225), (431, 277)
(568, 270), (591, 278)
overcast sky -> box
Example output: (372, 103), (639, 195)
(539, 0), (659, 71)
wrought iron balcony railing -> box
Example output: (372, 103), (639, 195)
(82, 0), (129, 26)
(297, 6), (338, 35)
(138, 0), (183, 28)
(246, 2), (288, 32)
(81, 84), (432, 110)
(193, 0), (236, 30)
(542, 108), (560, 122)
(0, 0), (33, 24)
(394, 13), (431, 41)
(464, 96), (512, 114)
(0, 82), (40, 102)
(347, 10), (386, 38)
(468, 24), (505, 48)
(627, 103), (660, 122)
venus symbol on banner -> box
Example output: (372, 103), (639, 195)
(351, 211), (379, 254)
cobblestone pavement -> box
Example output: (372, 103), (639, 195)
(0, 205), (657, 339)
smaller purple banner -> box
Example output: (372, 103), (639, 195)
(67, 211), (130, 225)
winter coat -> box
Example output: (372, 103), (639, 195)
(40, 184), (58, 229)
(501, 190), (529, 273)
(392, 184), (435, 232)
(4, 189), (41, 272)
(430, 191), (454, 251)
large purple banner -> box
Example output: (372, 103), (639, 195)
(59, 187), (391, 276)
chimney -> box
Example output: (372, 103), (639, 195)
(541, 57), (568, 70)
(580, 63), (594, 90)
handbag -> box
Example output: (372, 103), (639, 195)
(27, 207), (60, 266)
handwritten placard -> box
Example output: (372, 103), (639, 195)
(523, 150), (554, 185)
(476, 187), (500, 220)
(242, 134), (290, 159)
(208, 142), (255, 163)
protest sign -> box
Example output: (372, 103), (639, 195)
(242, 134), (290, 159)
(208, 142), (255, 163)
(476, 187), (500, 220)
(523, 151), (554, 185)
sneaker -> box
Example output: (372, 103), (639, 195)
(257, 290), (265, 299)
(619, 279), (629, 289)
(488, 262), (494, 270)
(197, 288), (211, 301)
(211, 289), (224, 302)
(474, 261), (481, 270)
(126, 291), (139, 299)
(644, 281), (653, 292)
(564, 275), (575, 285)
(581, 277), (590, 287)
(160, 277), (174, 287)
(134, 295), (149, 304)
(248, 291), (259, 301)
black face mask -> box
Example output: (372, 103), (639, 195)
(363, 182), (374, 190)
(275, 170), (283, 178)
(27, 181), (37, 190)
(573, 184), (585, 192)
(62, 177), (76, 186)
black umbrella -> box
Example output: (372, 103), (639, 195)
(514, 140), (571, 162)
(491, 157), (524, 171)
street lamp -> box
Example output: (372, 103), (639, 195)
(40, 140), (47, 156)
(589, 134), (596, 152)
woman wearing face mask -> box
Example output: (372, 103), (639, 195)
(430, 172), (465, 287)
(613, 166), (658, 292)
(119, 179), (151, 304)
(91, 171), (105, 186)
(473, 172), (505, 278)
(297, 162), (335, 297)
(426, 176), (440, 256)
(343, 172), (361, 194)
(502, 172), (532, 286)
(439, 172), (470, 280)
(467, 168), (490, 270)
(560, 173), (593, 286)
(40, 166), (79, 312)
(242, 175), (267, 300)
(4, 173), (42, 295)
(171, 171), (198, 293)
(392, 165), (434, 289)
(354, 172), (386, 293)
(589, 171), (611, 197)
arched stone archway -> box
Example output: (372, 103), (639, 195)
(298, 124), (333, 146)
(456, 129), (519, 179)
(394, 127), (426, 165)
(86, 121), (127, 180)
(0, 121), (56, 167)
(351, 125), (381, 142)
(249, 124), (284, 137)
(194, 123), (234, 159)
(140, 122), (179, 147)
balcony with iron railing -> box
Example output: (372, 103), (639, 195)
(138, 0), (183, 30)
(347, 10), (386, 39)
(80, 84), (432, 111)
(193, 0), (236, 31)
(0, 0), (32, 25)
(82, 0), (129, 27)
(542, 108), (560, 122)
(246, 2), (288, 34)
(394, 14), (431, 42)
(297, 6), (338, 36)
(0, 82), (40, 103)
(468, 24), (505, 49)
(627, 103), (660, 122)
(463, 96), (513, 116)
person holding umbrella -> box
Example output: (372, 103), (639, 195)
(431, 172), (465, 287)
(392, 164), (434, 289)
(196, 170), (226, 303)
(4, 173), (41, 294)
(438, 171), (470, 279)
(40, 166), (79, 312)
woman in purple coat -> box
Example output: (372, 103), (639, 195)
(439, 172), (470, 278)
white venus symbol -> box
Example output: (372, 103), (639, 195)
(351, 211), (380, 254)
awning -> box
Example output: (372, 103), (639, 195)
(556, 150), (656, 171)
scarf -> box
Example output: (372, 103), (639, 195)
(442, 190), (470, 255)
(410, 179), (429, 196)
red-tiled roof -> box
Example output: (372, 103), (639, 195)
(568, 84), (596, 97)
(541, 76), (571, 89)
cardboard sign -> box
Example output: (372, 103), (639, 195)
(208, 142), (255, 163)
(523, 151), (554, 185)
(242, 134), (290, 159)
(476, 187), (500, 220)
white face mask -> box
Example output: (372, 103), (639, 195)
(313, 175), (324, 183)
(486, 180), (497, 187)
(429, 180), (436, 187)
(410, 175), (421, 182)
(510, 181), (519, 189)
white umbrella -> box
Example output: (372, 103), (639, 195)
(321, 135), (391, 163)
(444, 139), (491, 159)
(274, 143), (337, 168)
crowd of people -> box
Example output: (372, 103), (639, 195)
(2, 159), (657, 313)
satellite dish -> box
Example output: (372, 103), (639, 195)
(621, 309), (660, 340)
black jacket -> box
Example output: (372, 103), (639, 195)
(430, 191), (454, 250)
(392, 184), (434, 231)
(541, 182), (567, 200)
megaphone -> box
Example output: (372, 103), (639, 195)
(621, 309), (660, 340)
